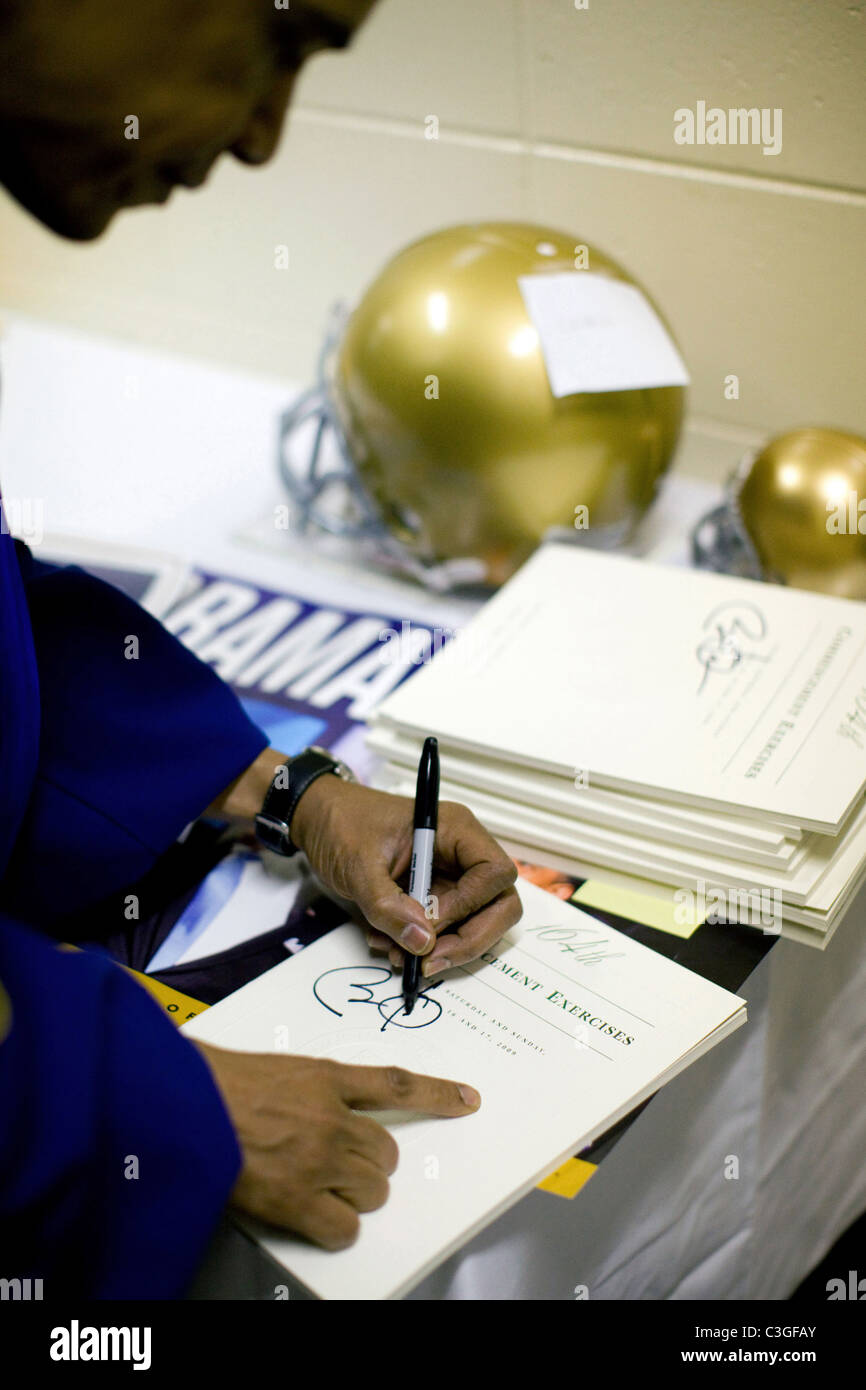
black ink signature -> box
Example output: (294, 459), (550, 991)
(696, 601), (769, 694)
(313, 966), (443, 1031)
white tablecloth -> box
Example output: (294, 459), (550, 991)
(411, 882), (866, 1299)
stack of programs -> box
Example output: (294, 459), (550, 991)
(367, 543), (866, 947)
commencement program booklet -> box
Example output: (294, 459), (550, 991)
(184, 878), (745, 1300)
(372, 543), (866, 833)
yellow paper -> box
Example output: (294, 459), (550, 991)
(573, 878), (698, 939)
(537, 1157), (597, 1199)
(123, 967), (208, 1023)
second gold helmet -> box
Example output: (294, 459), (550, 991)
(694, 427), (866, 600)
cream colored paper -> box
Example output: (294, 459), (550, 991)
(374, 544), (866, 833)
(184, 878), (744, 1300)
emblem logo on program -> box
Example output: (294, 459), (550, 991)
(695, 601), (769, 694)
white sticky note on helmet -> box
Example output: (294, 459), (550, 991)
(518, 271), (690, 397)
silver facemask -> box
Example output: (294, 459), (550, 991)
(691, 450), (774, 583)
(276, 305), (488, 593)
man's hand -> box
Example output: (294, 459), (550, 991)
(291, 778), (522, 977)
(195, 1042), (480, 1250)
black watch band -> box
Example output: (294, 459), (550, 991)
(255, 746), (356, 857)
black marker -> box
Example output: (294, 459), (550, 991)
(402, 736), (440, 1016)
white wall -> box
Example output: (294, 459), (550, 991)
(0, 0), (863, 481)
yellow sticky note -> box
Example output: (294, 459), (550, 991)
(537, 1157), (597, 1199)
(573, 878), (698, 939)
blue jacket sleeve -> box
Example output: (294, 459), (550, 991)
(2, 549), (268, 924)
(0, 912), (242, 1298)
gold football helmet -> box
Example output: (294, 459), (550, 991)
(278, 221), (686, 589)
(693, 427), (866, 600)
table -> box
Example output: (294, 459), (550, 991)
(3, 312), (863, 1300)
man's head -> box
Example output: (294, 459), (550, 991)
(0, 0), (377, 240)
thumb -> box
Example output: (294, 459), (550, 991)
(358, 863), (438, 954)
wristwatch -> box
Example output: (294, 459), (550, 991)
(255, 745), (357, 857)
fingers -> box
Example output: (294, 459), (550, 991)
(332, 1152), (391, 1214)
(366, 803), (518, 970)
(294, 1191), (362, 1252)
(357, 859), (438, 955)
(333, 1061), (481, 1115)
(424, 884), (523, 977)
(364, 927), (393, 955)
(220, 1045), (476, 1254)
(346, 1111), (400, 1176)
(433, 859), (518, 929)
(431, 804), (518, 929)
(381, 875), (522, 974)
(298, 1154), (391, 1250)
